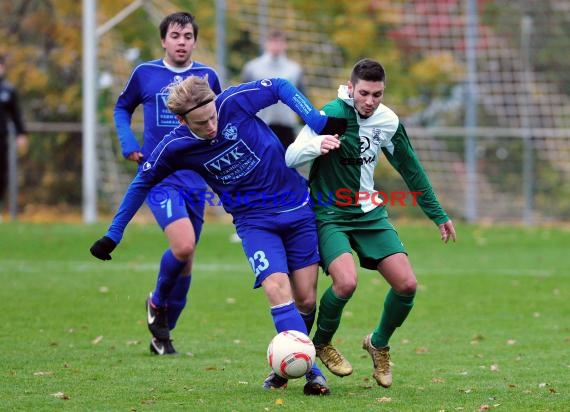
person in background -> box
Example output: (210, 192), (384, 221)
(0, 55), (28, 213)
(91, 75), (347, 395)
(113, 12), (222, 356)
(286, 58), (456, 388)
(241, 29), (305, 149)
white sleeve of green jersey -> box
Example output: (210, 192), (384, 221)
(285, 124), (326, 168)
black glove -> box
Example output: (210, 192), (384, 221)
(90, 236), (117, 261)
(320, 116), (347, 136)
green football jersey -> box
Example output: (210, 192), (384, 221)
(293, 88), (449, 225)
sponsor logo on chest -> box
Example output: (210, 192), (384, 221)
(204, 140), (260, 184)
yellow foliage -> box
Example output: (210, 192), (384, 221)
(410, 53), (465, 84)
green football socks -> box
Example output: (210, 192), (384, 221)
(312, 286), (350, 346)
(372, 288), (415, 348)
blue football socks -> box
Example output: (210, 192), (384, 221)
(165, 274), (191, 330)
(152, 249), (186, 308)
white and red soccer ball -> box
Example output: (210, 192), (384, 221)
(267, 330), (316, 379)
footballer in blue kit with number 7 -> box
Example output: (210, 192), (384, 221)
(113, 12), (223, 357)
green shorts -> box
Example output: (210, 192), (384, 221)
(318, 216), (407, 272)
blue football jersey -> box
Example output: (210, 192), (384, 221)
(114, 59), (222, 189)
(106, 78), (329, 243)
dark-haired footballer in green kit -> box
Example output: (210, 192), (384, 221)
(285, 58), (456, 388)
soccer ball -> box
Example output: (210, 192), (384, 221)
(267, 330), (316, 379)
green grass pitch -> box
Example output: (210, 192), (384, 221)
(0, 220), (568, 411)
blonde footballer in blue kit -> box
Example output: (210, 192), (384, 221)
(286, 58), (456, 388)
(92, 75), (347, 395)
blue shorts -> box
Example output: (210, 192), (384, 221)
(146, 183), (206, 242)
(234, 204), (320, 288)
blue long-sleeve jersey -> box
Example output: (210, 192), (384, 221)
(113, 59), (222, 189)
(106, 78), (329, 244)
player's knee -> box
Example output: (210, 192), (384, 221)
(295, 297), (316, 314)
(397, 276), (417, 295)
(262, 274), (291, 302)
(334, 276), (357, 298)
(171, 241), (195, 260)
